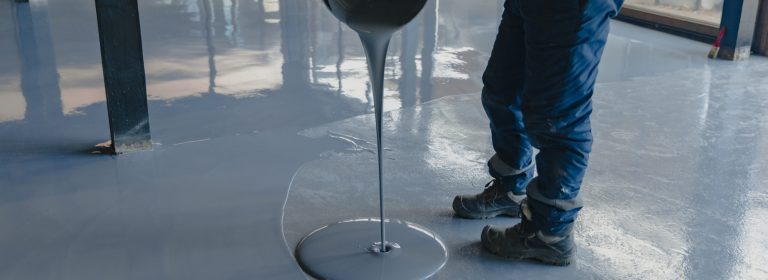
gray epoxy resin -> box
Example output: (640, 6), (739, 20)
(296, 1), (447, 279)
(295, 219), (448, 280)
(323, 0), (429, 251)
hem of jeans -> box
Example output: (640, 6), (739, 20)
(488, 153), (534, 177)
(526, 177), (583, 211)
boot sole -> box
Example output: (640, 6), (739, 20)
(452, 197), (520, 219)
(481, 227), (574, 266)
(498, 252), (573, 266)
(454, 210), (520, 220)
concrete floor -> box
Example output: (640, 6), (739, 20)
(1, 0), (767, 279)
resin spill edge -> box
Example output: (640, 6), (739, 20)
(295, 219), (448, 280)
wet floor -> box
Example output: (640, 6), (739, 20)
(1, 0), (767, 279)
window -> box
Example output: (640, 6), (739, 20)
(624, 0), (722, 26)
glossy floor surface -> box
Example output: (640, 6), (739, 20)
(2, 0), (768, 279)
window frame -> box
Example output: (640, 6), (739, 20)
(616, 4), (720, 44)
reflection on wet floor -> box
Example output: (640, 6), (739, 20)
(1, 0), (767, 279)
(0, 0), (490, 124)
(0, 0), (711, 125)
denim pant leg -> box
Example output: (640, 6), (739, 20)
(517, 0), (621, 236)
(482, 0), (534, 195)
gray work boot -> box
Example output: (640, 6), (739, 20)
(481, 200), (576, 266)
(452, 179), (524, 219)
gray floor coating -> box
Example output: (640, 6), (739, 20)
(1, 0), (767, 279)
(295, 219), (448, 280)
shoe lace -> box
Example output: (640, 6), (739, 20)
(479, 179), (502, 199)
(483, 179), (496, 189)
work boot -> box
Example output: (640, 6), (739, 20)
(452, 179), (524, 219)
(481, 200), (575, 266)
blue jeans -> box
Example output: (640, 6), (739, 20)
(483, 0), (622, 236)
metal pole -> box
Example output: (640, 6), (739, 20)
(94, 0), (152, 154)
(717, 0), (761, 60)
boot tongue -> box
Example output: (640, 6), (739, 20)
(520, 198), (566, 244)
(521, 199), (533, 221)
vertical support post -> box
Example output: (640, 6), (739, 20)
(13, 0), (63, 123)
(718, 0), (761, 60)
(419, 0), (438, 103)
(279, 0), (310, 89)
(754, 0), (768, 55)
(94, 0), (151, 154)
(200, 0), (217, 94)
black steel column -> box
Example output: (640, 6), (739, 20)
(94, 0), (151, 154)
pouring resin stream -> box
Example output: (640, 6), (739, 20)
(295, 1), (447, 279)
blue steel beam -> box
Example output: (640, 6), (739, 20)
(718, 0), (761, 60)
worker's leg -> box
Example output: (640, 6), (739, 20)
(453, 0), (532, 219)
(519, 0), (619, 236)
(481, 0), (621, 265)
(481, 0), (534, 196)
